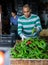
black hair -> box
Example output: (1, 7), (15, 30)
(11, 9), (17, 15)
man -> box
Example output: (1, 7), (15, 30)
(18, 4), (42, 40)
(10, 9), (18, 39)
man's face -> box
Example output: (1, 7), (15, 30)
(23, 7), (31, 18)
(11, 12), (15, 17)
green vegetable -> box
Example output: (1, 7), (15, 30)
(11, 38), (48, 59)
(32, 28), (37, 34)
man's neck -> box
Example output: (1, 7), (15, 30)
(25, 14), (31, 18)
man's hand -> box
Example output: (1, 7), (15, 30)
(21, 35), (26, 41)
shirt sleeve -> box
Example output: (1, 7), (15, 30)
(18, 18), (23, 38)
(35, 16), (42, 32)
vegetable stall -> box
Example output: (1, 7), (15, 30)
(10, 29), (48, 65)
(11, 37), (48, 59)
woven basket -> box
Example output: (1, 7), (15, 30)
(10, 59), (48, 65)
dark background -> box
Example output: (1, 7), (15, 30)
(0, 0), (48, 34)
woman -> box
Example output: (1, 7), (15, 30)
(10, 9), (19, 39)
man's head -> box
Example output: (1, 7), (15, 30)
(11, 9), (17, 17)
(22, 4), (31, 18)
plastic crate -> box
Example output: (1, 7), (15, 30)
(0, 34), (16, 47)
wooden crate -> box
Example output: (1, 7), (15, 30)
(10, 59), (48, 65)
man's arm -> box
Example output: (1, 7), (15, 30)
(18, 18), (22, 37)
(35, 16), (42, 33)
(33, 16), (42, 37)
(18, 18), (26, 40)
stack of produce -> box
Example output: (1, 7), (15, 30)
(11, 38), (48, 59)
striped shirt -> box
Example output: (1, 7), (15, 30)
(18, 14), (42, 38)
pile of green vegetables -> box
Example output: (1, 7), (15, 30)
(11, 38), (48, 59)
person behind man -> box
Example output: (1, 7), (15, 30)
(10, 9), (18, 39)
(18, 4), (42, 40)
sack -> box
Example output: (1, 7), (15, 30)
(40, 29), (48, 36)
